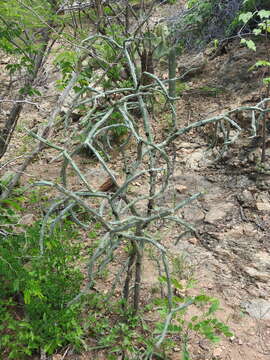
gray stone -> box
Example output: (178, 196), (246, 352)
(256, 201), (270, 211)
(253, 251), (270, 271)
(240, 190), (254, 206)
(185, 149), (212, 169)
(203, 187), (223, 203)
(243, 299), (270, 320)
(182, 206), (205, 222)
(243, 267), (270, 283)
(204, 202), (234, 224)
(256, 193), (270, 211)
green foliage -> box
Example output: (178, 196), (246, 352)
(239, 6), (270, 82)
(0, 195), (24, 235)
(240, 38), (256, 51)
(229, 1), (270, 34)
(109, 111), (128, 138)
(0, 221), (84, 359)
(197, 85), (226, 97)
(55, 51), (94, 92)
(54, 51), (78, 74)
(178, 0), (270, 49)
(85, 297), (160, 359)
(185, 0), (215, 32)
(175, 0), (220, 48)
(0, 0), (64, 97)
(187, 0), (213, 15)
(154, 278), (233, 359)
(242, 0), (270, 11)
(239, 11), (254, 24)
(80, 284), (232, 360)
(239, 7), (270, 35)
(0, 0), (52, 27)
(0, 0), (53, 63)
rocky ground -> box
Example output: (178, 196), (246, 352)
(151, 32), (270, 359)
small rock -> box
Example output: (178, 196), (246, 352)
(237, 190), (254, 207)
(224, 223), (255, 240)
(212, 347), (224, 358)
(185, 149), (212, 169)
(214, 247), (232, 257)
(203, 187), (222, 202)
(20, 214), (35, 226)
(243, 299), (270, 320)
(204, 46), (215, 56)
(183, 206), (205, 222)
(242, 189), (254, 201)
(179, 142), (200, 149)
(204, 203), (234, 224)
(205, 208), (226, 224)
(242, 223), (256, 236)
(175, 185), (188, 193)
(188, 237), (198, 245)
(173, 347), (181, 352)
(243, 267), (270, 283)
(52, 356), (62, 360)
(256, 201), (270, 211)
(238, 339), (243, 345)
(254, 251), (270, 270)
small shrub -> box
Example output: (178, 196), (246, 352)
(0, 222), (84, 359)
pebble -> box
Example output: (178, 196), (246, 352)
(212, 347), (224, 358)
(175, 184), (188, 193)
(188, 237), (198, 245)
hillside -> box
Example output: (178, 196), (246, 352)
(1, 1), (270, 360)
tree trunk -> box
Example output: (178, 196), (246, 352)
(168, 47), (176, 99)
(141, 48), (154, 86)
(0, 26), (52, 159)
(168, 46), (176, 129)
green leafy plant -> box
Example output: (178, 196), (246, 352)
(153, 285), (233, 359)
(109, 111), (129, 138)
(239, 8), (270, 53)
(81, 275), (233, 360)
(238, 6), (270, 162)
(197, 85), (225, 97)
(0, 221), (84, 359)
(0, 194), (24, 235)
(177, 0), (269, 50)
(0, 0), (60, 78)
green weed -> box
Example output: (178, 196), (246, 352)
(0, 222), (84, 359)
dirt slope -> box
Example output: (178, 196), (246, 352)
(1, 6), (270, 360)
